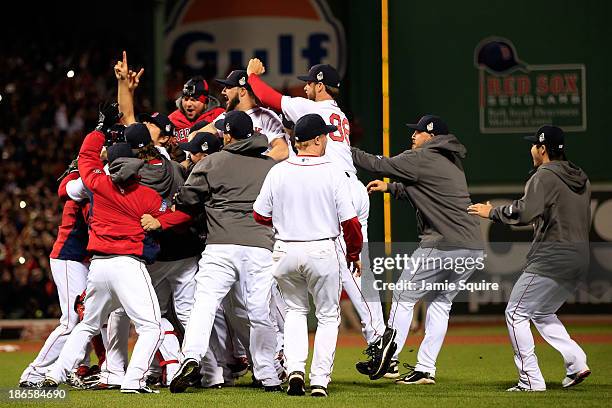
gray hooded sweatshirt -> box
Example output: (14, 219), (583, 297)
(490, 161), (591, 280)
(174, 133), (276, 251)
(351, 134), (483, 249)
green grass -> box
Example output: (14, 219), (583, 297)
(1, 324), (611, 407)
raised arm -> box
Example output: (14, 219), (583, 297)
(247, 58), (283, 111)
(114, 51), (144, 126)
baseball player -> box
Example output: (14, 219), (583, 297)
(194, 70), (290, 161)
(469, 125), (591, 391)
(246, 58), (388, 357)
(253, 114), (365, 397)
(169, 77), (225, 143)
(43, 103), (168, 394)
(18, 164), (90, 387)
(141, 111), (281, 393)
(352, 115), (484, 384)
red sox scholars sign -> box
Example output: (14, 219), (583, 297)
(474, 37), (587, 133)
(166, 0), (346, 95)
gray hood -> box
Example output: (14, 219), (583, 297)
(108, 158), (144, 184)
(421, 134), (467, 170)
(138, 157), (184, 199)
(540, 161), (588, 194)
(223, 133), (269, 156)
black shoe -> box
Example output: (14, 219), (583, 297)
(251, 375), (263, 388)
(384, 360), (400, 379)
(169, 358), (199, 394)
(287, 371), (305, 396)
(311, 385), (328, 397)
(19, 381), (38, 388)
(363, 327), (397, 380)
(41, 378), (59, 388)
(395, 364), (435, 385)
(264, 384), (283, 392)
(120, 386), (160, 394)
(355, 361), (370, 376)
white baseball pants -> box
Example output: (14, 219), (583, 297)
(338, 173), (386, 344)
(181, 244), (279, 386)
(47, 256), (164, 390)
(506, 272), (588, 390)
(20, 259), (88, 383)
(272, 239), (342, 388)
(388, 248), (483, 376)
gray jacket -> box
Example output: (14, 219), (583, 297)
(175, 134), (276, 251)
(352, 134), (483, 249)
(490, 161), (591, 280)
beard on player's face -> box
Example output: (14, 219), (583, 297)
(226, 93), (240, 111)
(304, 82), (316, 101)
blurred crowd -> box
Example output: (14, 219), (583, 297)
(0, 45), (156, 319)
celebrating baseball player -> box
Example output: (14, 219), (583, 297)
(468, 125), (591, 391)
(246, 58), (391, 365)
(141, 110), (281, 393)
(253, 113), (364, 397)
(42, 103), (169, 394)
(352, 115), (484, 384)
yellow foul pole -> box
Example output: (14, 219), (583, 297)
(382, 0), (392, 253)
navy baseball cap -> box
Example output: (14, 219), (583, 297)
(215, 70), (250, 89)
(294, 114), (337, 142)
(179, 132), (222, 154)
(214, 111), (254, 139)
(297, 64), (340, 88)
(406, 115), (449, 136)
(125, 123), (152, 149)
(524, 125), (565, 150)
(139, 112), (174, 136)
(476, 38), (525, 74)
(107, 142), (135, 164)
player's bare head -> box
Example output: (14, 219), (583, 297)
(215, 111), (254, 145)
(215, 70), (258, 111)
(525, 125), (566, 167)
(181, 77), (209, 120)
(406, 115), (449, 149)
(297, 64), (340, 101)
(294, 114), (337, 156)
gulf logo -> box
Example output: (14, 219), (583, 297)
(165, 0), (346, 94)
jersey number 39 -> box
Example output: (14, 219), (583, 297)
(328, 113), (350, 144)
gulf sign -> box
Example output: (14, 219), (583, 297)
(166, 0), (346, 94)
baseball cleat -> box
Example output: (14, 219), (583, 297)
(40, 378), (59, 388)
(395, 370), (436, 385)
(86, 381), (121, 391)
(169, 358), (199, 394)
(310, 385), (328, 397)
(19, 381), (39, 388)
(120, 386), (160, 394)
(264, 384), (284, 392)
(287, 371), (305, 396)
(562, 367), (591, 388)
(355, 361), (370, 376)
(228, 356), (250, 378)
(506, 385), (545, 392)
(66, 372), (85, 389)
(384, 360), (400, 379)
(362, 327), (397, 380)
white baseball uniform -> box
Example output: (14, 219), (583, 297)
(254, 155), (359, 388)
(280, 96), (386, 344)
(214, 107), (291, 155)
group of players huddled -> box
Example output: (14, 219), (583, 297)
(17, 49), (592, 396)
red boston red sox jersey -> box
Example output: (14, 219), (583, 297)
(280, 97), (355, 173)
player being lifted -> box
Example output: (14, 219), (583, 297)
(246, 59), (395, 379)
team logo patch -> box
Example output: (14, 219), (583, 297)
(165, 124), (172, 132)
(316, 71), (324, 81)
(426, 122), (434, 132)
(201, 141), (209, 151)
(226, 123), (231, 132)
(539, 133), (545, 142)
(152, 112), (159, 117)
(239, 76), (246, 86)
(159, 200), (168, 212)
